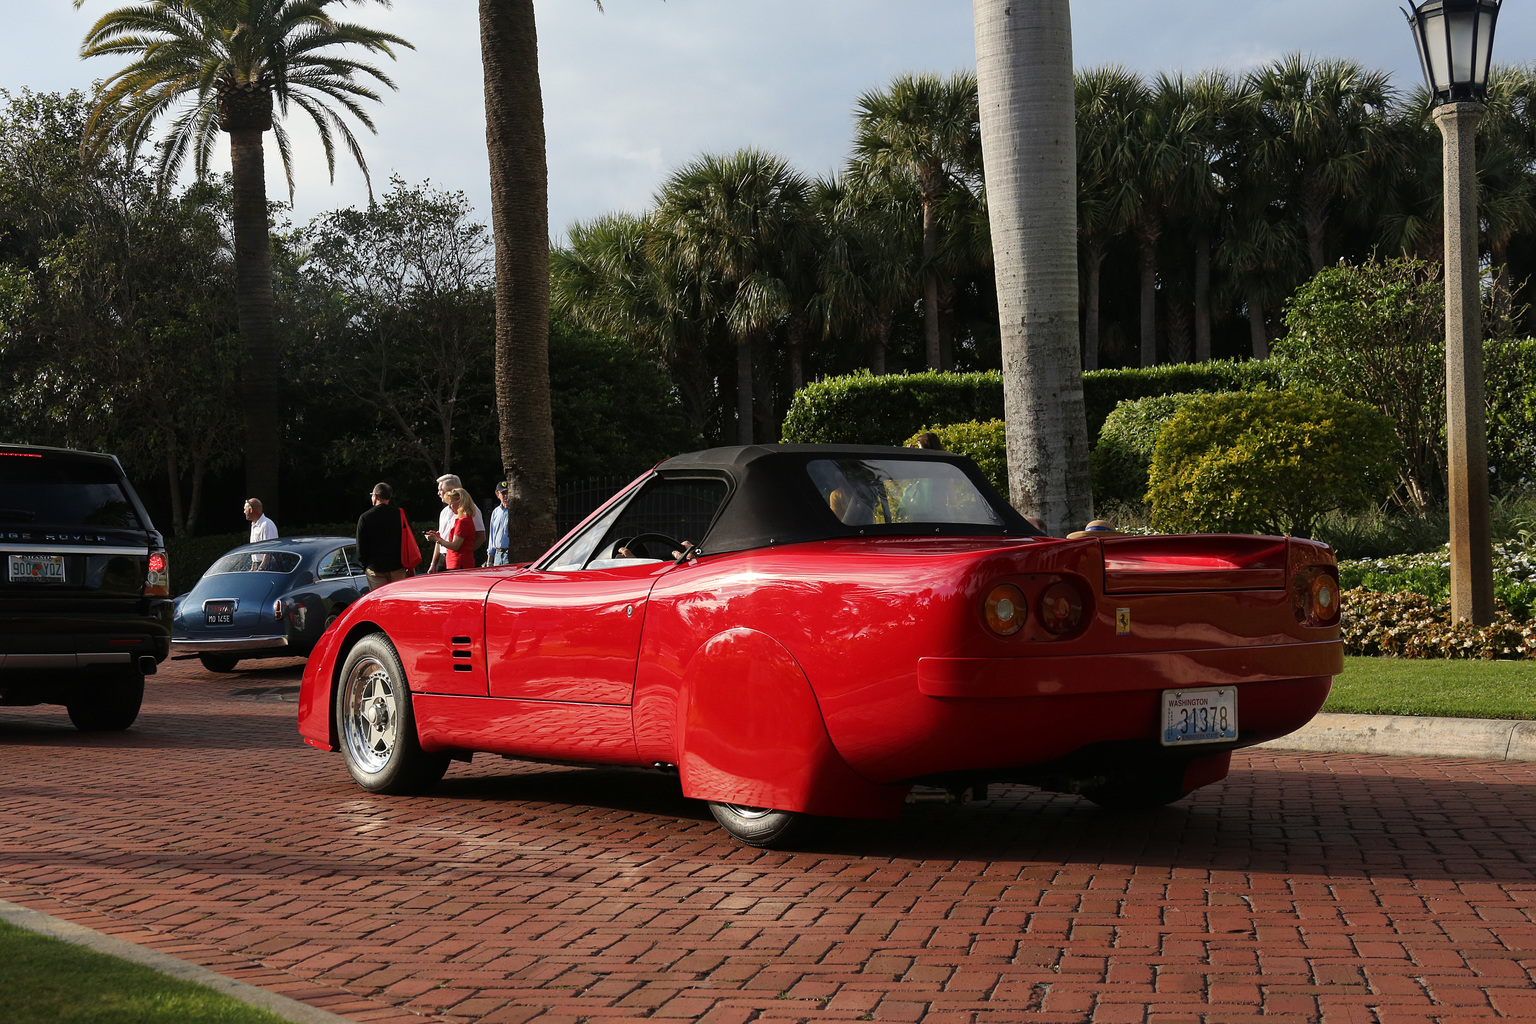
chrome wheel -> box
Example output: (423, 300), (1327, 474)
(341, 656), (398, 776)
(707, 802), (803, 847)
(334, 634), (449, 794)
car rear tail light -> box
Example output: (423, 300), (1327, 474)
(1292, 565), (1341, 626)
(1038, 581), (1085, 635)
(144, 550), (169, 597)
(274, 599), (284, 622)
(982, 584), (1027, 636)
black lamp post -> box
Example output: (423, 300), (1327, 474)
(1403, 0), (1500, 624)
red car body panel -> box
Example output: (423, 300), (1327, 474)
(298, 445), (1342, 822)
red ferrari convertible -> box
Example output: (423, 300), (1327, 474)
(298, 445), (1341, 845)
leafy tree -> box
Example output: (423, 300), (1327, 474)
(74, 0), (411, 521)
(0, 89), (241, 535)
(293, 177), (496, 481)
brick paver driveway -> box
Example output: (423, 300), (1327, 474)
(1, 658), (1534, 1024)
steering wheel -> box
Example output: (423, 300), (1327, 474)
(613, 533), (683, 560)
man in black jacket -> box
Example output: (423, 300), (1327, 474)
(356, 483), (413, 590)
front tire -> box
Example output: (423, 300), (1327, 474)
(66, 671), (144, 732)
(335, 634), (449, 794)
(708, 803), (802, 847)
(199, 654), (240, 673)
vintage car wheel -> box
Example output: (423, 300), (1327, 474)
(708, 803), (801, 847)
(66, 670), (144, 732)
(199, 654), (240, 673)
(336, 634), (449, 794)
(1080, 767), (1188, 811)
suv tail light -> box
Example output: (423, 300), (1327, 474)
(1292, 565), (1341, 626)
(144, 550), (169, 596)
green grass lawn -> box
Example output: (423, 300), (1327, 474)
(0, 921), (291, 1024)
(1324, 656), (1536, 720)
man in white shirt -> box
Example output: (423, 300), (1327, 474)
(430, 474), (485, 571)
(244, 498), (278, 542)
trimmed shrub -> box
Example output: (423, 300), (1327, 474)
(1090, 393), (1208, 508)
(1147, 390), (1398, 538)
(1342, 589), (1536, 659)
(905, 420), (1008, 498)
(779, 361), (1281, 448)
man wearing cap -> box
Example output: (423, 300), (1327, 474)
(357, 483), (413, 589)
(486, 481), (511, 566)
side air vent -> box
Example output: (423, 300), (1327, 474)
(451, 638), (474, 672)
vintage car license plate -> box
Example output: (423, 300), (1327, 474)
(1161, 687), (1238, 746)
(8, 554), (64, 583)
(204, 601), (236, 626)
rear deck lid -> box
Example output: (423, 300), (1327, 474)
(1101, 535), (1288, 593)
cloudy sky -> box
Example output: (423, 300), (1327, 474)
(6, 1), (1534, 238)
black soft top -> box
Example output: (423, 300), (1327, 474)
(651, 444), (1040, 556)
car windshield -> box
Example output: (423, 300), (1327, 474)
(807, 458), (1005, 528)
(206, 551), (302, 575)
(0, 454), (142, 528)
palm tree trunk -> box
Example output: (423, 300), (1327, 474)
(164, 447), (185, 537)
(228, 127), (281, 522)
(922, 196), (942, 369)
(1137, 234), (1157, 367)
(735, 336), (753, 444)
(480, 0), (558, 559)
(788, 317), (805, 393)
(1245, 284), (1269, 358)
(1084, 244), (1105, 371)
(1194, 233), (1211, 361)
(974, 0), (1091, 537)
(871, 315), (889, 375)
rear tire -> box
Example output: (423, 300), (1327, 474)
(199, 654), (240, 673)
(335, 634), (449, 794)
(66, 671), (144, 732)
(708, 803), (803, 847)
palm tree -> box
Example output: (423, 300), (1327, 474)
(655, 148), (813, 445)
(1245, 54), (1395, 274)
(851, 72), (980, 370)
(75, 0), (410, 523)
(973, 0), (1091, 536)
(1075, 65), (1144, 371)
(1479, 64), (1536, 321)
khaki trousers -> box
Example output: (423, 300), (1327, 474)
(365, 567), (413, 590)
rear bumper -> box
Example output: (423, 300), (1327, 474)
(172, 635), (290, 656)
(0, 600), (173, 672)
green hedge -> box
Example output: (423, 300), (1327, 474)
(1090, 393), (1209, 508)
(780, 361), (1281, 447)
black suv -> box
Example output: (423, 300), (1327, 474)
(0, 443), (171, 730)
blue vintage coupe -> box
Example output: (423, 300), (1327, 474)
(172, 537), (375, 672)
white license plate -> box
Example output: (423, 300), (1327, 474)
(8, 554), (64, 583)
(1161, 687), (1238, 746)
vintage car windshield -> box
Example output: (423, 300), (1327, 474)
(807, 458), (1005, 528)
(206, 551), (302, 575)
(545, 476), (729, 571)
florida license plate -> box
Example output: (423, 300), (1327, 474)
(8, 554), (64, 583)
(204, 601), (235, 626)
(1161, 687), (1238, 746)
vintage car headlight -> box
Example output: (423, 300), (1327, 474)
(1293, 565), (1341, 626)
(982, 584), (1027, 636)
(1038, 581), (1085, 635)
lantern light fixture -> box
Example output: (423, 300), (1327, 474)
(1403, 0), (1502, 106)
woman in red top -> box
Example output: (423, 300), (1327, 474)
(425, 488), (478, 570)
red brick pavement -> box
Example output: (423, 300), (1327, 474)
(1, 657), (1534, 1024)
